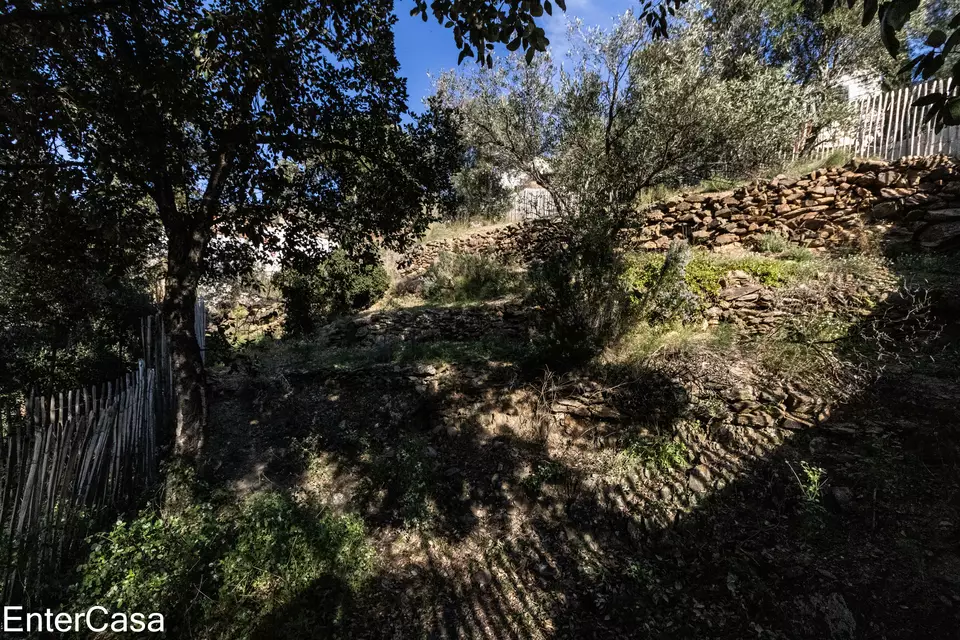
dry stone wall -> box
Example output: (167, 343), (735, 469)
(398, 155), (960, 277)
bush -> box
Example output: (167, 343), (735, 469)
(72, 492), (372, 639)
(528, 215), (636, 365)
(421, 252), (521, 303)
(626, 250), (793, 303)
(627, 240), (701, 324)
(756, 232), (791, 254)
(275, 249), (389, 336)
(73, 503), (219, 630)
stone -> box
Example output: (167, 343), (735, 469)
(831, 486), (854, 510)
(692, 464), (712, 483)
(715, 233), (738, 245)
(688, 475), (708, 495)
(917, 220), (960, 250)
(721, 285), (763, 301)
(876, 170), (900, 186)
(413, 363), (438, 376)
(870, 201), (900, 220)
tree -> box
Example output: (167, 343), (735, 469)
(0, 166), (160, 401)
(438, 11), (807, 212)
(626, 0), (960, 129)
(2, 0), (517, 464)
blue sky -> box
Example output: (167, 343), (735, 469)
(394, 0), (637, 112)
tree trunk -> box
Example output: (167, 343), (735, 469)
(163, 221), (208, 464)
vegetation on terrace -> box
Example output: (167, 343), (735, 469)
(4, 0), (960, 637)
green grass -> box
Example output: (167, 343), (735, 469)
(625, 250), (807, 300)
(621, 435), (688, 472)
(72, 491), (373, 639)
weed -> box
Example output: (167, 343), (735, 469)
(788, 460), (827, 506)
(756, 232), (791, 254)
(622, 436), (688, 472)
(422, 252), (523, 303)
(520, 460), (566, 496)
(782, 246), (816, 262)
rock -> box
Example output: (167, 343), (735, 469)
(413, 363), (438, 376)
(876, 170), (900, 186)
(831, 486), (854, 510)
(688, 475), (708, 495)
(917, 220), (960, 249)
(659, 485), (673, 501)
(924, 208), (960, 222)
(715, 233), (738, 245)
(721, 285), (763, 301)
(692, 464), (712, 483)
(801, 592), (857, 640)
(856, 158), (888, 173)
(870, 201), (900, 219)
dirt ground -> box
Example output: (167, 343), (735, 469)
(206, 251), (960, 639)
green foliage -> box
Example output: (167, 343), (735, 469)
(450, 160), (514, 221)
(422, 252), (522, 303)
(626, 250), (792, 302)
(214, 493), (372, 633)
(276, 249), (389, 336)
(0, 173), (159, 397)
(789, 460), (827, 509)
(528, 215), (636, 366)
(72, 492), (372, 639)
(519, 460), (566, 496)
(440, 11), (810, 206)
(74, 503), (219, 620)
(411, 0), (560, 68)
(622, 436), (689, 472)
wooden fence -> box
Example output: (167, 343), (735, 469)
(506, 188), (558, 222)
(0, 302), (205, 606)
(808, 78), (960, 159)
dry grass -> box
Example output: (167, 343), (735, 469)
(418, 218), (515, 245)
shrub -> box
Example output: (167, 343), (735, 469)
(275, 249), (389, 336)
(628, 240), (701, 323)
(213, 492), (372, 636)
(528, 215), (636, 365)
(757, 232), (791, 254)
(422, 252), (521, 303)
(73, 503), (219, 627)
(72, 492), (372, 639)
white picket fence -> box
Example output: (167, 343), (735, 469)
(812, 78), (960, 159)
(505, 187), (558, 221)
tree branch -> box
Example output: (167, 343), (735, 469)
(0, 1), (123, 27)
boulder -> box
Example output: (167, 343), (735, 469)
(916, 220), (960, 249)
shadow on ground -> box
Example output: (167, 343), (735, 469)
(208, 250), (960, 639)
